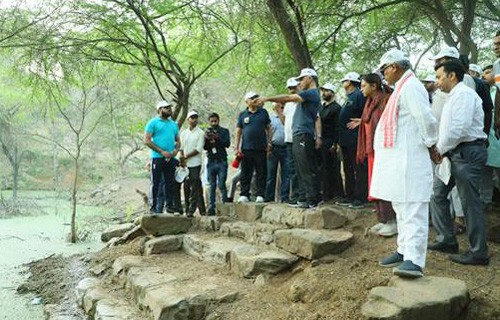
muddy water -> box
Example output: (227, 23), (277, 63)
(0, 198), (108, 320)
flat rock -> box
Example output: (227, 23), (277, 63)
(82, 286), (109, 317)
(304, 209), (347, 230)
(125, 267), (177, 307)
(261, 204), (305, 227)
(144, 235), (184, 255)
(191, 216), (231, 232)
(112, 255), (145, 276)
(274, 228), (353, 259)
(121, 224), (146, 242)
(234, 203), (266, 221)
(101, 223), (135, 242)
(182, 234), (241, 265)
(320, 206), (361, 221)
(141, 214), (192, 236)
(75, 277), (101, 307)
(216, 203), (234, 217)
(94, 297), (137, 320)
(220, 221), (280, 245)
(362, 276), (470, 320)
(229, 244), (298, 278)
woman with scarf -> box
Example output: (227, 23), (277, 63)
(347, 73), (397, 237)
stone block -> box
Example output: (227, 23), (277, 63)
(82, 286), (108, 317)
(234, 203), (266, 221)
(304, 209), (347, 230)
(112, 255), (145, 276)
(261, 204), (305, 227)
(121, 224), (146, 242)
(220, 221), (280, 245)
(101, 223), (135, 242)
(216, 203), (234, 217)
(182, 234), (241, 265)
(94, 297), (137, 320)
(230, 244), (298, 278)
(144, 235), (184, 255)
(274, 228), (354, 259)
(75, 277), (101, 307)
(191, 216), (231, 232)
(125, 267), (177, 307)
(320, 206), (360, 221)
(362, 276), (470, 320)
(141, 214), (192, 236)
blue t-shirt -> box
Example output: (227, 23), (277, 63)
(145, 117), (179, 158)
(339, 88), (365, 147)
(237, 107), (271, 151)
(292, 88), (321, 137)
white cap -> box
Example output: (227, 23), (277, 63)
(244, 91), (259, 100)
(377, 48), (409, 70)
(431, 46), (459, 60)
(175, 166), (189, 183)
(156, 100), (172, 110)
(422, 74), (436, 82)
(320, 82), (336, 92)
(295, 68), (317, 80)
(469, 64), (483, 75)
(340, 72), (360, 83)
(186, 110), (198, 119)
(286, 77), (299, 88)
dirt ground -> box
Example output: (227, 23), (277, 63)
(20, 177), (500, 320)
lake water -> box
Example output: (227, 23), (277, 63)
(0, 192), (110, 319)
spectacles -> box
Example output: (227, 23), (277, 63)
(381, 64), (394, 73)
(250, 96), (259, 100)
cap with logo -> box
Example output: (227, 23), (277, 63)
(286, 77), (300, 88)
(431, 46), (459, 60)
(340, 72), (361, 83)
(156, 100), (172, 110)
(295, 68), (318, 80)
(377, 48), (410, 71)
(422, 74), (436, 83)
(469, 64), (483, 75)
(320, 82), (336, 92)
(186, 110), (199, 119)
(244, 91), (259, 100)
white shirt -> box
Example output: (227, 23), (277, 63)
(437, 82), (487, 154)
(370, 70), (438, 202)
(180, 126), (205, 167)
(283, 102), (297, 143)
(432, 75), (476, 123)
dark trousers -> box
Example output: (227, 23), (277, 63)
(150, 157), (176, 214)
(207, 159), (228, 209)
(321, 139), (344, 200)
(287, 143), (303, 202)
(265, 145), (289, 202)
(293, 134), (320, 203)
(240, 150), (266, 198)
(183, 165), (206, 215)
(430, 143), (488, 258)
(341, 145), (368, 202)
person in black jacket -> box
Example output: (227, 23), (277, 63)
(204, 112), (230, 215)
(319, 83), (344, 201)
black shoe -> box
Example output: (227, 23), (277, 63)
(449, 251), (489, 266)
(335, 199), (353, 207)
(427, 241), (459, 254)
(308, 201), (319, 209)
(379, 252), (404, 268)
(226, 197), (233, 203)
(208, 207), (216, 216)
(166, 207), (176, 214)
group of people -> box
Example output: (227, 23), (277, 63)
(144, 30), (500, 279)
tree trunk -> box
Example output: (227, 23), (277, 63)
(70, 156), (79, 243)
(12, 155), (19, 200)
(266, 0), (313, 70)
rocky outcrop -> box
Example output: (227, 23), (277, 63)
(101, 223), (135, 242)
(140, 214), (192, 236)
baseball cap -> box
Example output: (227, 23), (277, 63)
(469, 64), (483, 75)
(320, 82), (336, 92)
(244, 91), (259, 100)
(175, 166), (189, 183)
(286, 77), (300, 88)
(295, 68), (318, 80)
(186, 110), (198, 119)
(422, 74), (436, 82)
(340, 72), (360, 83)
(431, 46), (459, 60)
(377, 48), (409, 71)
(156, 100), (172, 110)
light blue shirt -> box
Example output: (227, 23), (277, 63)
(270, 115), (285, 146)
(487, 85), (500, 167)
(145, 117), (179, 158)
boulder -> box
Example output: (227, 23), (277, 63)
(304, 209), (347, 230)
(101, 223), (135, 242)
(75, 277), (101, 307)
(82, 286), (108, 317)
(125, 267), (177, 306)
(362, 276), (470, 320)
(121, 224), (146, 242)
(320, 206), (360, 221)
(274, 228), (353, 259)
(229, 244), (298, 278)
(141, 214), (192, 236)
(144, 235), (184, 255)
(94, 297), (137, 320)
(234, 203), (266, 221)
(261, 204), (305, 227)
(112, 255), (145, 276)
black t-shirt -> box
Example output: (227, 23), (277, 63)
(320, 100), (342, 143)
(339, 88), (365, 147)
(237, 107), (270, 151)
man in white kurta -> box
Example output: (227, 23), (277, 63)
(371, 49), (438, 278)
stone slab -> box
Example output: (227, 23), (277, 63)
(229, 244), (298, 278)
(112, 255), (145, 276)
(216, 203), (234, 217)
(190, 216), (231, 232)
(321, 205), (360, 221)
(141, 214), (192, 236)
(82, 286), (108, 317)
(144, 235), (184, 255)
(94, 297), (137, 320)
(362, 276), (470, 320)
(125, 267), (177, 307)
(261, 204), (305, 227)
(101, 223), (135, 242)
(234, 203), (266, 222)
(274, 228), (354, 259)
(220, 221), (281, 245)
(182, 234), (241, 265)
(75, 277), (101, 307)
(304, 209), (347, 230)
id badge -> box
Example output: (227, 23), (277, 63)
(211, 147), (217, 154)
(244, 116), (250, 124)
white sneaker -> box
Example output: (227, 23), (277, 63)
(369, 222), (385, 234)
(377, 221), (398, 237)
(237, 196), (250, 203)
(173, 212), (181, 216)
(255, 196), (265, 203)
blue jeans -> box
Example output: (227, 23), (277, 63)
(265, 145), (289, 201)
(207, 159), (228, 209)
